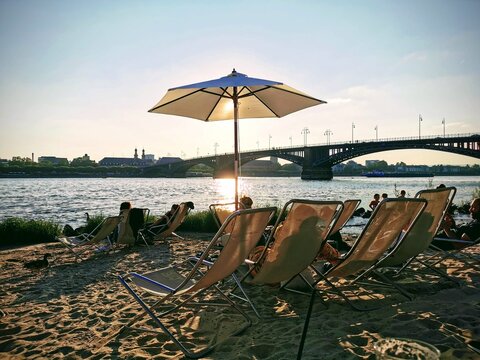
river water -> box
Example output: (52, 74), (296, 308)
(0, 176), (478, 229)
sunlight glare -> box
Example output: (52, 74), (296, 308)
(214, 177), (247, 203)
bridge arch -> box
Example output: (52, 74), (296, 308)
(313, 139), (480, 167)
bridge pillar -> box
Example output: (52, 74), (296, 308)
(213, 155), (235, 179)
(301, 147), (333, 180)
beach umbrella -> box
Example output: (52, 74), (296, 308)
(148, 69), (326, 209)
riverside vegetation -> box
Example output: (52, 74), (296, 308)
(1, 187), (477, 247)
(0, 211), (219, 247)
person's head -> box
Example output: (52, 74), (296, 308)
(436, 184), (446, 189)
(120, 201), (132, 210)
(171, 204), (180, 212)
(373, 194), (380, 201)
(382, 193), (388, 199)
(185, 201), (195, 210)
(240, 196), (253, 209)
(469, 198), (480, 220)
(400, 190), (406, 197)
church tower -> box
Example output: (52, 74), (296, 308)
(142, 149), (145, 160)
(134, 148), (138, 159)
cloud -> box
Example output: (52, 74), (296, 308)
(328, 97), (352, 104)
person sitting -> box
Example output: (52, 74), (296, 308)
(381, 193), (388, 200)
(369, 194), (380, 210)
(398, 190), (406, 198)
(111, 201), (133, 246)
(240, 195), (253, 209)
(432, 198), (480, 250)
(151, 204), (180, 228)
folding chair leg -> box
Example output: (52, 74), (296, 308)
(297, 288), (317, 360)
(313, 275), (381, 312)
(117, 275), (251, 359)
(171, 232), (184, 240)
(369, 270), (414, 301)
(414, 258), (462, 286)
(228, 272), (261, 318)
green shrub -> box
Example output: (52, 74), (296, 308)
(178, 210), (218, 232)
(83, 213), (106, 234)
(0, 218), (62, 246)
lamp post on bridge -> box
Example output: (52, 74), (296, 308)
(289, 136), (292, 147)
(419, 114), (423, 139)
(351, 122), (355, 143)
(256, 140), (259, 150)
(442, 118), (446, 137)
(374, 125), (378, 141)
(268, 134), (272, 149)
(301, 127), (310, 146)
(214, 142), (219, 156)
(324, 129), (333, 145)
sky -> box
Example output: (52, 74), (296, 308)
(1, 0), (479, 166)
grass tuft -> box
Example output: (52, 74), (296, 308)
(0, 218), (62, 246)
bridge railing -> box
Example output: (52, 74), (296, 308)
(180, 132), (479, 161)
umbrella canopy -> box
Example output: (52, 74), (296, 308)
(149, 69), (326, 208)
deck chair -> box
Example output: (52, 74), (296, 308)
(310, 198), (427, 310)
(116, 207), (277, 358)
(140, 202), (191, 242)
(237, 200), (343, 314)
(362, 187), (461, 293)
(209, 202), (239, 234)
(56, 215), (121, 261)
(327, 199), (361, 250)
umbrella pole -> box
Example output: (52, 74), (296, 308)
(233, 88), (239, 210)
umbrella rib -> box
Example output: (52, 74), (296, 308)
(242, 86), (281, 118)
(201, 88), (233, 99)
(148, 88), (205, 112)
(270, 85), (327, 103)
(205, 87), (229, 121)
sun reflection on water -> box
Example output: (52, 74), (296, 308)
(214, 178), (249, 203)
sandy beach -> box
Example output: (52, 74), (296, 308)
(0, 233), (479, 359)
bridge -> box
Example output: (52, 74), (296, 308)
(142, 133), (480, 180)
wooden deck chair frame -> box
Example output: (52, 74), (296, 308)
(209, 202), (243, 233)
(328, 199), (361, 248)
(235, 199), (344, 315)
(56, 215), (121, 261)
(140, 202), (191, 242)
(357, 187), (462, 296)
(428, 236), (480, 270)
(115, 207), (277, 358)
(310, 198), (427, 311)
(279, 199), (359, 297)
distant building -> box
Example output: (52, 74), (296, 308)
(156, 157), (182, 165)
(38, 156), (69, 165)
(99, 148), (155, 167)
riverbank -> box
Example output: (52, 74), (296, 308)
(0, 233), (478, 359)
